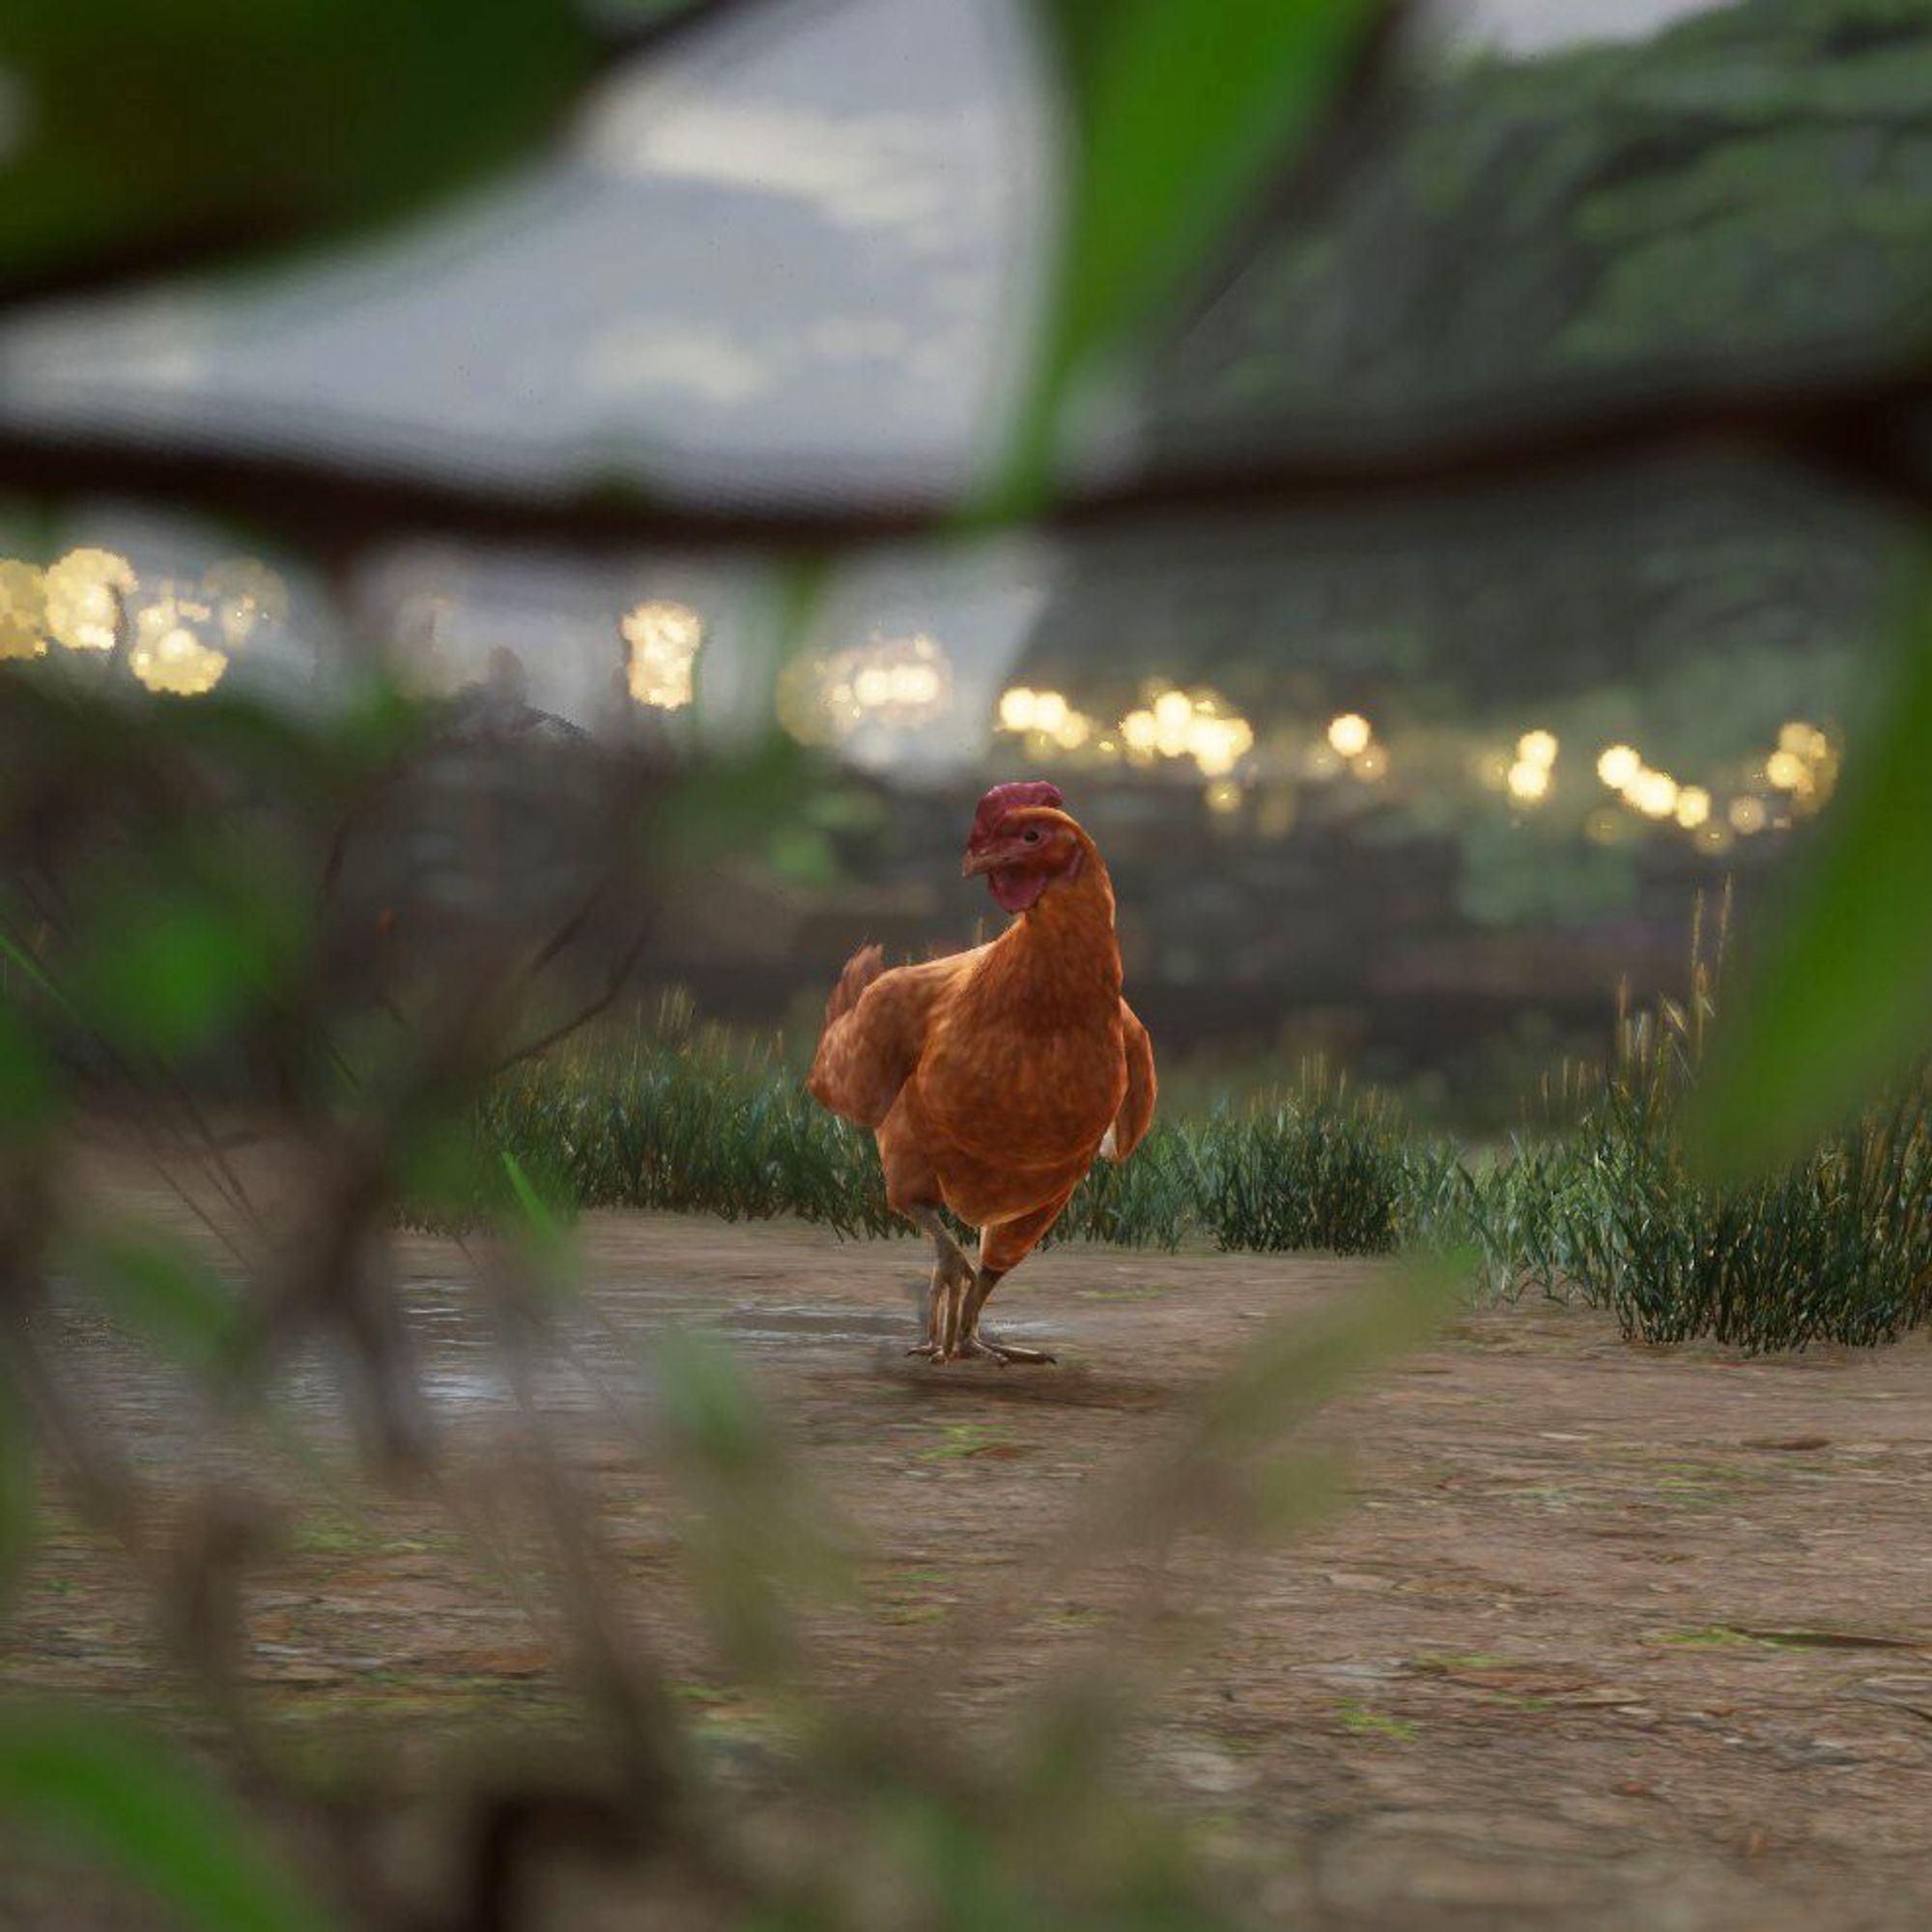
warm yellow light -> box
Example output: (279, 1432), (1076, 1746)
(1805, 728), (1831, 763)
(1506, 758), (1550, 802)
(1053, 714), (1091, 751)
(1351, 744), (1389, 782)
(0, 559), (47, 660)
(891, 663), (941, 706)
(1632, 770), (1680, 818)
(1121, 708), (1157, 752)
(1517, 728), (1558, 770)
(1674, 785), (1712, 829)
(1031, 690), (1069, 735)
(1474, 750), (1512, 791)
(1777, 721), (1814, 757)
(1204, 778), (1242, 815)
(623, 599), (703, 710)
(1728, 795), (1768, 835)
(1766, 750), (1807, 791)
(802, 633), (952, 739)
(999, 687), (1037, 731)
(1596, 744), (1640, 789)
(44, 547), (136, 653)
(128, 590), (228, 696)
(1327, 712), (1372, 758)
(1698, 822), (1736, 855)
(1151, 689), (1194, 756)
(1187, 713), (1254, 778)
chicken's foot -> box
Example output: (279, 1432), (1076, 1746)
(953, 1324), (1057, 1367)
(953, 1264), (1056, 1366)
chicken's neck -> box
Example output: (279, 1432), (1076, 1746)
(996, 849), (1122, 1015)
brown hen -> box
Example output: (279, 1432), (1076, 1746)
(807, 781), (1155, 1364)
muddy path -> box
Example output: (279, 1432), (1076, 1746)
(9, 1200), (1932, 1929)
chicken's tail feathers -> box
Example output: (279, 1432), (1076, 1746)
(824, 942), (887, 1026)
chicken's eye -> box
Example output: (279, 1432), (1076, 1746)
(1021, 828), (1042, 844)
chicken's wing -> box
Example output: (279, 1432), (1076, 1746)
(807, 948), (976, 1130)
(1106, 999), (1157, 1160)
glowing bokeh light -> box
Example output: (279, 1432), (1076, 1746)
(1674, 785), (1712, 829)
(128, 587), (228, 696)
(1728, 795), (1769, 835)
(0, 559), (47, 660)
(1327, 712), (1372, 758)
(1517, 728), (1558, 770)
(999, 687), (1037, 731)
(1596, 744), (1640, 789)
(623, 599), (703, 710)
(781, 632), (952, 745)
(1630, 770), (1680, 818)
(44, 547), (136, 653)
(1506, 759), (1549, 802)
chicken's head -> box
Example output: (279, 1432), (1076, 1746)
(962, 780), (1085, 914)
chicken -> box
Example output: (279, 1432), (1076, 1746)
(808, 780), (1156, 1365)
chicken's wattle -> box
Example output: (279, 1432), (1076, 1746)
(988, 867), (1049, 914)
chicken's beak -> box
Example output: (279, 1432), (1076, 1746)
(961, 845), (999, 879)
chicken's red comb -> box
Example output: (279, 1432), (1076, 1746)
(969, 780), (1065, 848)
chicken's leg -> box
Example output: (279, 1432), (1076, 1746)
(903, 1205), (975, 1362)
(950, 1197), (1072, 1366)
(955, 1264), (1056, 1366)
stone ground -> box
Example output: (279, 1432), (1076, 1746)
(8, 1200), (1932, 1928)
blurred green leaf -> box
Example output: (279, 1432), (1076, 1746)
(72, 1228), (237, 1371)
(497, 1147), (578, 1285)
(993, 0), (1387, 511)
(75, 867), (297, 1058)
(0, 0), (588, 296)
(1690, 624), (1932, 1172)
(655, 1324), (773, 1476)
(0, 1702), (336, 1932)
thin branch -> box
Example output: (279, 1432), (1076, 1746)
(489, 913), (662, 1078)
(5, 358), (1931, 568)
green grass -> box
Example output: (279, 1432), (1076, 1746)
(437, 952), (1932, 1354)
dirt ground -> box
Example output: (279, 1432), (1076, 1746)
(11, 1200), (1932, 1928)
